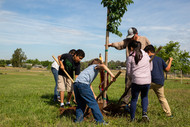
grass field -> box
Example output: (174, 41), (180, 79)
(0, 67), (190, 127)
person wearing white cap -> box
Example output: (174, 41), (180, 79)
(108, 27), (151, 106)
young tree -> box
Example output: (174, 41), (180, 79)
(101, 0), (134, 37)
(101, 0), (134, 107)
(11, 48), (27, 67)
(156, 41), (190, 73)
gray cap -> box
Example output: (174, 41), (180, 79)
(126, 27), (138, 39)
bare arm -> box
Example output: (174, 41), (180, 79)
(58, 55), (64, 71)
(75, 75), (78, 80)
(96, 64), (116, 81)
(90, 85), (97, 99)
(165, 57), (173, 72)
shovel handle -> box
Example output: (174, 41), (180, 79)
(96, 71), (122, 101)
(149, 46), (162, 62)
(52, 55), (74, 83)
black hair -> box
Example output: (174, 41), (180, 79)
(144, 45), (155, 53)
(75, 49), (85, 58)
(69, 49), (76, 56)
(128, 40), (142, 65)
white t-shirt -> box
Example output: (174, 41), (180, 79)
(51, 61), (59, 70)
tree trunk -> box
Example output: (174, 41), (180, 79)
(103, 8), (109, 108)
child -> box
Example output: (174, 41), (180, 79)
(127, 41), (152, 122)
(144, 45), (173, 117)
(57, 49), (85, 108)
(73, 58), (116, 124)
(51, 49), (76, 102)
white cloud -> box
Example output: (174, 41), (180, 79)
(0, 10), (105, 47)
(0, 0), (189, 61)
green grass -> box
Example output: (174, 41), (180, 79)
(0, 68), (190, 127)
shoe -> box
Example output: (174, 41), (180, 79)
(142, 112), (149, 122)
(130, 118), (135, 122)
(96, 121), (109, 125)
(65, 102), (72, 107)
(102, 121), (109, 125)
(60, 105), (64, 108)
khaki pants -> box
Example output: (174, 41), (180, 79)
(57, 75), (73, 92)
(150, 83), (172, 116)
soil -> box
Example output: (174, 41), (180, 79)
(60, 102), (127, 120)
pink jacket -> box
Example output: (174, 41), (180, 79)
(127, 50), (152, 85)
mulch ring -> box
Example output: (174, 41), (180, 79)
(60, 102), (128, 121)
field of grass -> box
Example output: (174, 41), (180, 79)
(0, 67), (190, 127)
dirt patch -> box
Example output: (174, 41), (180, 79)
(60, 102), (127, 120)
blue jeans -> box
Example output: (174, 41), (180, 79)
(51, 67), (59, 101)
(74, 82), (104, 123)
(130, 83), (150, 119)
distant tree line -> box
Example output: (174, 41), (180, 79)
(0, 48), (52, 69)
(0, 41), (189, 73)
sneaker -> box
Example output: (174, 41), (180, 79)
(102, 121), (109, 125)
(142, 112), (149, 122)
(96, 121), (109, 125)
(130, 118), (135, 122)
(60, 105), (64, 108)
(65, 102), (72, 107)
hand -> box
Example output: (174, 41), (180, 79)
(60, 65), (64, 71)
(106, 43), (112, 47)
(169, 57), (173, 61)
(111, 76), (116, 82)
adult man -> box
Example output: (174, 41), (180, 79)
(108, 27), (151, 105)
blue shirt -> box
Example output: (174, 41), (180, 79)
(75, 64), (99, 85)
(151, 56), (167, 85)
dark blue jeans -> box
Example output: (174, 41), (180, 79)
(130, 83), (150, 119)
(51, 67), (59, 101)
(74, 82), (104, 123)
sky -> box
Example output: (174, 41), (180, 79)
(0, 0), (190, 62)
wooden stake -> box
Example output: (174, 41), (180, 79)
(103, 8), (109, 108)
